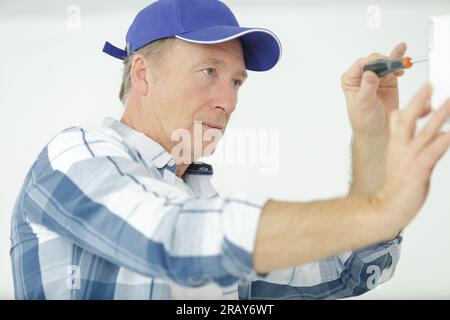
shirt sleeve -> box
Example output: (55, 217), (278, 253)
(238, 235), (402, 299)
(25, 127), (269, 288)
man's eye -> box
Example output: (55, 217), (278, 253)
(232, 79), (242, 88)
(202, 68), (215, 77)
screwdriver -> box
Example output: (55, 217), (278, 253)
(363, 56), (428, 77)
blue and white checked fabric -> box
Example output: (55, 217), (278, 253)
(10, 117), (402, 300)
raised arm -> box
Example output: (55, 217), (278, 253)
(253, 84), (450, 274)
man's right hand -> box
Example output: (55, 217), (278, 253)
(374, 84), (450, 238)
(254, 84), (450, 274)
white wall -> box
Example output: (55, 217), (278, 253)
(1, 0), (449, 299)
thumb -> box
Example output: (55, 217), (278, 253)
(357, 71), (379, 109)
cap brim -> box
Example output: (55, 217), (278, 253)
(175, 26), (282, 71)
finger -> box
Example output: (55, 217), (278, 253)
(388, 42), (407, 60)
(413, 98), (450, 151)
(417, 131), (450, 175)
(389, 109), (402, 143)
(342, 53), (386, 85)
(378, 43), (407, 85)
(357, 71), (380, 110)
(397, 83), (433, 143)
(418, 102), (432, 118)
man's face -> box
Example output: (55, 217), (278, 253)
(144, 38), (247, 163)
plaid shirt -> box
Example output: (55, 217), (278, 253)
(10, 117), (402, 299)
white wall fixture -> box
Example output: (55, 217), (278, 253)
(429, 15), (450, 116)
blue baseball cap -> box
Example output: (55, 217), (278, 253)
(102, 0), (282, 71)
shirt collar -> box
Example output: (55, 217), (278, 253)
(102, 117), (175, 170)
(101, 117), (213, 176)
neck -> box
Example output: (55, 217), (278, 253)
(120, 104), (191, 178)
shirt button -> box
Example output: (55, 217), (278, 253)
(168, 159), (175, 166)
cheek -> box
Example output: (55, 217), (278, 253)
(158, 74), (212, 132)
(176, 80), (210, 119)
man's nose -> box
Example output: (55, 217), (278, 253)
(213, 81), (237, 114)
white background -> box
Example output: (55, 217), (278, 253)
(1, 0), (449, 299)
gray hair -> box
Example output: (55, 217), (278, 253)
(119, 37), (176, 105)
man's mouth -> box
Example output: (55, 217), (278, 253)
(201, 121), (224, 130)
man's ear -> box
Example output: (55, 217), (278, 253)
(130, 54), (151, 97)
